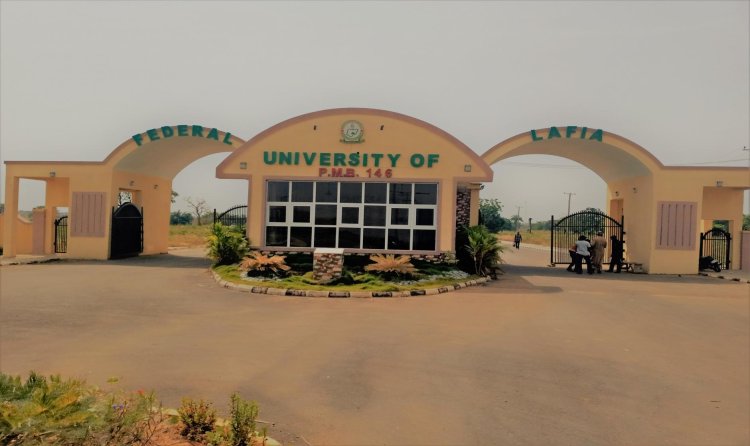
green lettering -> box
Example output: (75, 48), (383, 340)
(293, 152), (300, 165)
(278, 152), (293, 165)
(222, 132), (233, 145)
(146, 129), (160, 141)
(410, 153), (425, 167)
(191, 125), (204, 137)
(303, 152), (317, 165)
(387, 154), (401, 167)
(530, 129), (543, 141)
(263, 151), (277, 165)
(333, 153), (346, 166)
(371, 153), (384, 167)
(427, 153), (439, 167)
(207, 128), (219, 140)
(177, 125), (189, 136)
(362, 153), (369, 167)
(161, 126), (174, 138)
(565, 126), (577, 138)
(348, 152), (360, 167)
(548, 127), (561, 139)
(320, 153), (331, 166)
(132, 134), (144, 146)
(589, 129), (603, 142)
(580, 127), (588, 139)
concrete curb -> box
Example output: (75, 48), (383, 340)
(698, 272), (750, 284)
(210, 270), (489, 297)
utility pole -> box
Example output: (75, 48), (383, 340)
(515, 205), (522, 231)
(563, 192), (576, 215)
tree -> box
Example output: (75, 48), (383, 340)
(479, 198), (510, 233)
(185, 197), (209, 225)
(170, 210), (193, 225)
(465, 225), (503, 276)
(171, 190), (179, 204)
(117, 191), (132, 206)
(510, 214), (523, 231)
(744, 214), (750, 231)
(0, 203), (4, 214)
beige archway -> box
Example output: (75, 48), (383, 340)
(480, 126), (749, 273)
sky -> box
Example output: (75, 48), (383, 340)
(1, 1), (748, 221)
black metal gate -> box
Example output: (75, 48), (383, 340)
(700, 228), (731, 270)
(110, 203), (143, 259)
(213, 205), (247, 228)
(550, 211), (624, 265)
(54, 216), (68, 253)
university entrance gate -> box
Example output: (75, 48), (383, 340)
(110, 203), (143, 259)
(550, 210), (624, 265)
(700, 228), (731, 270)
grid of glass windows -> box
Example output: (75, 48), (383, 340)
(265, 181), (438, 251)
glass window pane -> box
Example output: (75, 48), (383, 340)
(416, 208), (434, 226)
(316, 182), (337, 202)
(265, 226), (287, 246)
(293, 206), (310, 223)
(338, 228), (361, 248)
(390, 208), (409, 225)
(292, 182), (313, 202)
(413, 230), (436, 250)
(314, 227), (336, 248)
(341, 207), (359, 224)
(315, 205), (337, 225)
(290, 227), (312, 247)
(387, 229), (410, 250)
(267, 181), (289, 202)
(414, 183), (438, 204)
(340, 182), (362, 203)
(269, 206), (286, 223)
(363, 228), (385, 249)
(364, 205), (386, 226)
(389, 183), (412, 204)
(364, 183), (387, 203)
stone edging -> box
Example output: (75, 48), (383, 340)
(210, 270), (489, 297)
(698, 272), (750, 284)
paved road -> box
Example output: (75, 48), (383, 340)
(1, 247), (748, 445)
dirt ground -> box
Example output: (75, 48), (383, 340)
(1, 245), (748, 445)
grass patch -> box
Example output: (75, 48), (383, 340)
(497, 230), (550, 246)
(213, 264), (477, 292)
(168, 224), (212, 248)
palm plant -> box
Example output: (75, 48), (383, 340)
(207, 224), (248, 265)
(364, 254), (417, 280)
(465, 225), (503, 276)
(239, 251), (291, 277)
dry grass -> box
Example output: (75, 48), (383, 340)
(497, 230), (551, 246)
(168, 225), (212, 248)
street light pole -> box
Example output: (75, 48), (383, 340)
(563, 192), (576, 215)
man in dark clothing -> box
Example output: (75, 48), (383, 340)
(608, 235), (624, 273)
(513, 232), (522, 249)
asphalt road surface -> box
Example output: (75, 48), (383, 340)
(1, 245), (748, 445)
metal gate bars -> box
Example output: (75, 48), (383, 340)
(550, 211), (624, 265)
(213, 205), (247, 228)
(54, 216), (68, 253)
(700, 228), (731, 270)
(110, 203), (143, 259)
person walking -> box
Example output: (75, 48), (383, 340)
(590, 231), (607, 274)
(513, 232), (522, 249)
(574, 234), (593, 275)
(608, 235), (624, 273)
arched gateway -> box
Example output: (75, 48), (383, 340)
(2, 111), (748, 274)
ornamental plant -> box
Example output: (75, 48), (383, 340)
(229, 392), (259, 446)
(239, 251), (291, 277)
(207, 223), (248, 266)
(364, 254), (418, 280)
(178, 398), (217, 442)
(465, 225), (503, 276)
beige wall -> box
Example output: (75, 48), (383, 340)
(218, 109), (493, 253)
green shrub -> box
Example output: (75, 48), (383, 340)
(207, 224), (248, 265)
(178, 398), (217, 442)
(465, 225), (503, 276)
(229, 392), (258, 446)
(0, 372), (161, 446)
